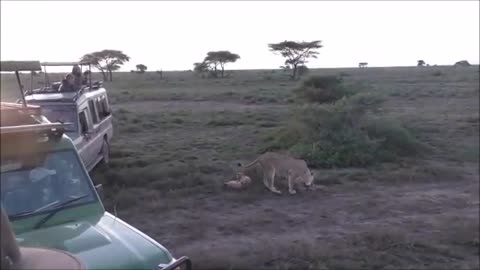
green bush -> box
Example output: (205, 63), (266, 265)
(293, 75), (354, 104)
(364, 117), (423, 157)
(432, 70), (444, 77)
(261, 91), (422, 168)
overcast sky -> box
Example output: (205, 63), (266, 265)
(1, 1), (479, 71)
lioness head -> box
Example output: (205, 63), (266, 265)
(304, 171), (314, 187)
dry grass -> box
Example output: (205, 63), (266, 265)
(1, 65), (479, 269)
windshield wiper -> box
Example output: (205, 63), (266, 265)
(33, 194), (90, 230)
(9, 210), (38, 219)
(9, 200), (60, 219)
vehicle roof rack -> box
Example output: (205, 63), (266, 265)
(1, 61), (42, 107)
(24, 80), (104, 101)
(1, 61), (42, 72)
(0, 102), (41, 116)
(40, 61), (91, 67)
(0, 102), (73, 140)
(0, 122), (72, 136)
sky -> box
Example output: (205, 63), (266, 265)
(1, 1), (479, 72)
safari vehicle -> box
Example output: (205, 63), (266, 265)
(4, 60), (113, 172)
(0, 63), (192, 270)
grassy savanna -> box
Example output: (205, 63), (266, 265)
(1, 66), (479, 269)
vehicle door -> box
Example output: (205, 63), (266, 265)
(95, 94), (113, 143)
(86, 98), (104, 165)
(76, 107), (95, 169)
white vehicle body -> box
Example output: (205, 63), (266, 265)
(25, 86), (113, 172)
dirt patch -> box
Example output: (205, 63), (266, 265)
(125, 175), (479, 270)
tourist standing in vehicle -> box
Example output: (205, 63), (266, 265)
(82, 70), (90, 85)
(72, 65), (83, 90)
(58, 74), (76, 92)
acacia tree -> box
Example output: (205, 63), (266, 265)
(268, 40), (322, 80)
(417, 60), (426, 67)
(136, 64), (148, 73)
(204, 51), (240, 78)
(81, 50), (130, 82)
(193, 62), (209, 77)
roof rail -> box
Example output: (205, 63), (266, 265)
(0, 102), (41, 115)
(0, 122), (74, 135)
(0, 102), (73, 140)
(1, 102), (42, 126)
(40, 61), (91, 67)
(1, 61), (42, 72)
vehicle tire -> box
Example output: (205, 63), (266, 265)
(101, 138), (110, 166)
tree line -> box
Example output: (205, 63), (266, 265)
(80, 41), (471, 82)
(80, 40), (323, 82)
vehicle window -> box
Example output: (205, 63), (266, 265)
(78, 111), (89, 134)
(95, 97), (105, 120)
(100, 95), (110, 116)
(1, 150), (96, 218)
(88, 100), (99, 124)
(40, 105), (78, 132)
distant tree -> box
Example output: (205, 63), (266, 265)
(417, 60), (426, 67)
(454, 60), (471, 67)
(194, 62), (209, 74)
(268, 40), (322, 80)
(204, 51), (240, 78)
(358, 62), (368, 68)
(193, 62), (209, 78)
(136, 64), (148, 73)
(30, 70), (38, 76)
(156, 70), (163, 79)
(81, 50), (130, 82)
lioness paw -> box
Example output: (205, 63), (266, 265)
(271, 189), (282, 195)
(289, 189), (297, 195)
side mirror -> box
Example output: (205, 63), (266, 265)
(157, 256), (192, 270)
(83, 131), (92, 139)
(95, 184), (104, 200)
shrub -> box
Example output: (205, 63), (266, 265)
(262, 91), (422, 168)
(364, 117), (424, 158)
(432, 70), (443, 77)
(297, 65), (309, 77)
(293, 75), (355, 104)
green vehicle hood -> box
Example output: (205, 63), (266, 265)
(15, 213), (174, 270)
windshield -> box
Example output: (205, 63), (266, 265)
(40, 105), (79, 139)
(1, 150), (96, 219)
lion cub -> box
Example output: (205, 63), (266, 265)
(224, 172), (252, 190)
(238, 152), (315, 195)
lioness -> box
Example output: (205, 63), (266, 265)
(238, 152), (315, 195)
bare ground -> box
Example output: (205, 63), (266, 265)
(110, 159), (479, 270)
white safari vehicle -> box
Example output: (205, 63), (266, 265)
(3, 61), (113, 172)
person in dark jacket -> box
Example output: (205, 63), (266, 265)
(58, 74), (76, 92)
(72, 65), (83, 89)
